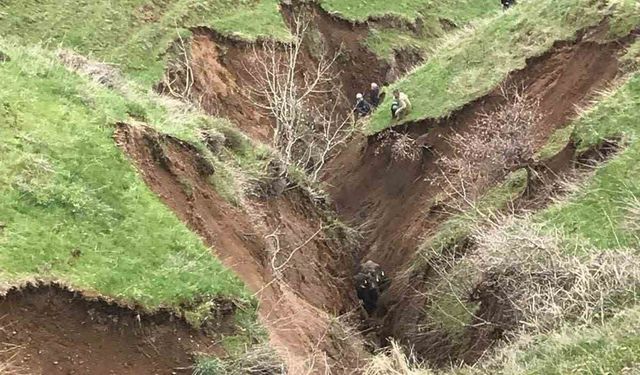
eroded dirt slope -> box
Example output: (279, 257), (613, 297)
(0, 284), (219, 375)
(327, 36), (624, 279)
(114, 124), (366, 373)
(160, 3), (395, 142)
(326, 35), (630, 364)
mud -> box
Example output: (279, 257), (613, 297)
(0, 284), (219, 375)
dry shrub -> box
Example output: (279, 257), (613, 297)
(160, 30), (194, 101)
(374, 130), (421, 162)
(57, 49), (121, 88)
(438, 88), (542, 198)
(195, 344), (286, 375)
(470, 215), (640, 332)
(363, 341), (429, 375)
(0, 344), (29, 375)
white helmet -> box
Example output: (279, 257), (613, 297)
(356, 93), (363, 100)
(371, 82), (378, 89)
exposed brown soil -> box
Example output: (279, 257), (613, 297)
(158, 3), (393, 142)
(329, 37), (623, 274)
(114, 123), (367, 374)
(0, 284), (219, 375)
(143, 12), (633, 374)
(326, 35), (627, 365)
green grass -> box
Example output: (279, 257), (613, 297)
(422, 260), (480, 340)
(539, 72), (640, 251)
(0, 41), (255, 319)
(366, 0), (636, 134)
(365, 28), (434, 60)
(461, 306), (640, 374)
(320, 0), (498, 23)
(330, 0), (499, 60)
(419, 168), (528, 264)
(535, 124), (575, 161)
(0, 0), (289, 85)
(321, 0), (426, 22)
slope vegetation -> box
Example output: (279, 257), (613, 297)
(0, 0), (289, 84)
(367, 0), (639, 133)
(1, 0), (639, 374)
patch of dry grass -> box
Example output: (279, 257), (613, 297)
(470, 214), (640, 332)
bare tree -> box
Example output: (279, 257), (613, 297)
(438, 86), (542, 198)
(161, 28), (194, 101)
(245, 12), (353, 182)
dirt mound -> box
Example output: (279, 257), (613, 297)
(115, 123), (366, 374)
(0, 284), (218, 375)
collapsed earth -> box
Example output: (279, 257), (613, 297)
(1, 0), (639, 374)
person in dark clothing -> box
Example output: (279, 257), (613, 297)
(501, 0), (516, 9)
(369, 82), (380, 107)
(391, 99), (399, 119)
(354, 93), (372, 117)
(354, 260), (390, 314)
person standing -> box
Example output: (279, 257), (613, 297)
(369, 82), (381, 107)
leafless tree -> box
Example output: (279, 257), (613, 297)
(245, 12), (353, 182)
(161, 28), (194, 101)
(438, 87), (542, 198)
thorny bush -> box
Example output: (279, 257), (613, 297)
(374, 130), (421, 162)
(469, 215), (640, 333)
(438, 88), (542, 198)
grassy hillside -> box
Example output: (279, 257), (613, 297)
(541, 73), (640, 251)
(320, 0), (497, 23)
(377, 66), (640, 374)
(0, 41), (256, 322)
(0, 0), (289, 85)
(324, 0), (500, 61)
(367, 0), (639, 134)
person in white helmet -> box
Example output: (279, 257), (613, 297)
(354, 92), (372, 117)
